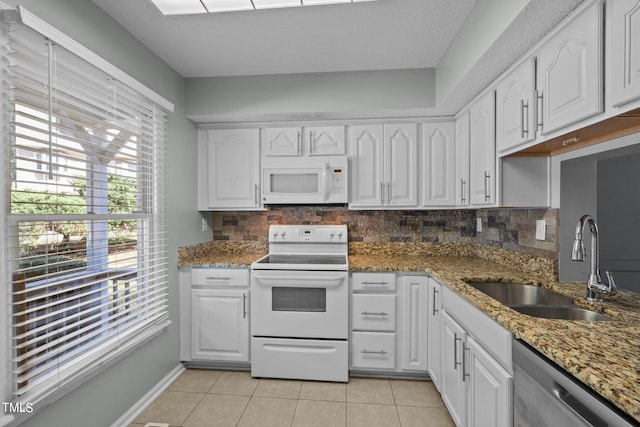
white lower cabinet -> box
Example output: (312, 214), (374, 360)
(439, 282), (513, 427)
(350, 272), (427, 373)
(180, 268), (250, 364)
(441, 311), (468, 427)
(400, 276), (428, 371)
(466, 336), (511, 427)
(427, 278), (443, 390)
(191, 289), (249, 361)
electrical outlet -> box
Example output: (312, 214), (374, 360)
(476, 217), (483, 233)
(536, 220), (546, 240)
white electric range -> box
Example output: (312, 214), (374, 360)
(250, 224), (349, 382)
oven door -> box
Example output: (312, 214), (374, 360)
(251, 270), (348, 339)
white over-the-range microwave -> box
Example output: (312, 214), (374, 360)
(261, 156), (348, 204)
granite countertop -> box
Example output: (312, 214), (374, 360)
(178, 241), (640, 422)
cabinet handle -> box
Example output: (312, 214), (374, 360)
(205, 277), (231, 281)
(309, 130), (314, 153)
(484, 172), (491, 201)
(454, 333), (462, 369)
(243, 293), (247, 319)
(536, 90), (544, 130)
(380, 182), (385, 205)
(460, 179), (466, 204)
(361, 349), (388, 355)
(462, 342), (470, 382)
(297, 131), (301, 155)
(361, 311), (388, 317)
(432, 288), (439, 316)
(254, 184), (259, 206)
(361, 281), (389, 286)
(520, 99), (529, 138)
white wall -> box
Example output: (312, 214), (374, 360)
(184, 68), (436, 122)
(436, 0), (529, 104)
(2, 0), (208, 426)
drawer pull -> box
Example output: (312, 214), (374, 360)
(361, 311), (388, 317)
(361, 281), (389, 286)
(361, 349), (388, 355)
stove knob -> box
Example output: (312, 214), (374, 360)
(330, 233), (335, 239)
(280, 231), (286, 239)
(272, 232), (278, 240)
(338, 232), (343, 239)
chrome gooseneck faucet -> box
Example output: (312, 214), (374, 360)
(571, 214), (618, 301)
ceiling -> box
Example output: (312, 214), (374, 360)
(91, 0), (477, 78)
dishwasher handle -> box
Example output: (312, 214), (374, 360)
(552, 382), (606, 427)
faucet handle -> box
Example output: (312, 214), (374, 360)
(605, 271), (618, 296)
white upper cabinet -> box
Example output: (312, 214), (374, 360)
(262, 126), (345, 156)
(608, 0), (640, 109)
(350, 125), (385, 207)
(422, 122), (455, 207)
(307, 126), (346, 155)
(386, 124), (418, 207)
(496, 58), (536, 154)
(468, 91), (496, 206)
(536, 0), (603, 136)
(349, 124), (418, 208)
(454, 112), (470, 207)
(198, 128), (261, 210)
(262, 127), (302, 156)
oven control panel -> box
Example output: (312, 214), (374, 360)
(268, 225), (347, 243)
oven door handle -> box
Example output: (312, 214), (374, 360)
(253, 274), (346, 287)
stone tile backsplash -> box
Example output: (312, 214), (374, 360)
(210, 206), (559, 260)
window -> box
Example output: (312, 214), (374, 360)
(1, 10), (171, 408)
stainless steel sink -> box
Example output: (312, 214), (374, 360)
(510, 305), (613, 321)
(466, 282), (574, 306)
(466, 281), (612, 321)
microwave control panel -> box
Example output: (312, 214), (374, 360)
(331, 168), (345, 193)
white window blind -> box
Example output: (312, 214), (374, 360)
(2, 15), (169, 404)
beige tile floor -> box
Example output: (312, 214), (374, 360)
(129, 369), (455, 427)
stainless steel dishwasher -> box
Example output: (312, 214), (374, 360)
(513, 338), (638, 427)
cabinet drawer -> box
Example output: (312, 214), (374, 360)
(352, 272), (396, 291)
(351, 331), (396, 370)
(191, 268), (249, 287)
(352, 294), (396, 331)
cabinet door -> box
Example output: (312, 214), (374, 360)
(454, 112), (470, 207)
(469, 91), (496, 206)
(349, 125), (384, 207)
(422, 122), (455, 207)
(536, 0), (603, 135)
(401, 276), (427, 371)
(496, 58), (536, 153)
(384, 123), (418, 207)
(608, 0), (640, 108)
(206, 129), (261, 209)
(191, 289), (249, 362)
(427, 279), (442, 390)
(466, 336), (512, 427)
(307, 126), (346, 155)
(262, 127), (301, 156)
(441, 311), (467, 427)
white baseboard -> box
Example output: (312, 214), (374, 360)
(111, 364), (185, 427)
